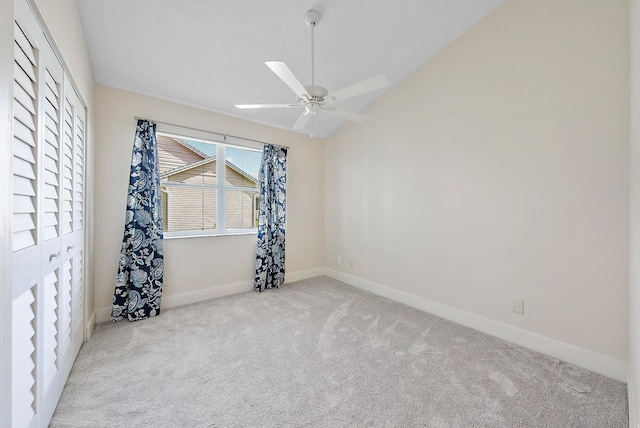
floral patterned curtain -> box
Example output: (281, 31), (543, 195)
(254, 144), (288, 292)
(111, 119), (164, 322)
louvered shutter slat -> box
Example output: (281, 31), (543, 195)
(14, 137), (36, 164)
(13, 62), (35, 99)
(64, 107), (72, 126)
(45, 102), (59, 129)
(43, 271), (59, 391)
(14, 100), (36, 132)
(63, 166), (72, 183)
(74, 115), (84, 230)
(43, 197), (58, 213)
(14, 40), (36, 82)
(13, 22), (36, 64)
(12, 18), (38, 251)
(61, 260), (72, 349)
(13, 23), (38, 251)
(13, 213), (36, 233)
(45, 69), (59, 97)
(12, 285), (37, 428)
(14, 118), (36, 149)
(13, 194), (36, 214)
(13, 175), (36, 197)
(62, 98), (74, 236)
(13, 156), (36, 180)
(13, 230), (35, 251)
(45, 134), (59, 160)
(44, 148), (59, 172)
(43, 212), (58, 227)
(73, 250), (83, 334)
(44, 181), (59, 203)
(43, 170), (59, 189)
(13, 79), (36, 115)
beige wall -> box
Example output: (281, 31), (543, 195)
(93, 85), (324, 317)
(325, 0), (629, 365)
(630, 0), (639, 423)
(32, 0), (96, 331)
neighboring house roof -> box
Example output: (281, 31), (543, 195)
(159, 156), (217, 180)
(160, 156), (258, 184)
(173, 138), (209, 159)
(226, 160), (258, 184)
(159, 136), (258, 183)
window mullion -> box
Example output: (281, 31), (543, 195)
(216, 144), (225, 233)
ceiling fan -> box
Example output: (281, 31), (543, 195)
(235, 10), (388, 133)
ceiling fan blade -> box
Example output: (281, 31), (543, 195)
(265, 61), (310, 99)
(292, 112), (311, 130)
(235, 103), (300, 109)
(325, 75), (388, 105)
(322, 106), (369, 123)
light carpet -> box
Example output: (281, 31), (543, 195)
(50, 276), (628, 427)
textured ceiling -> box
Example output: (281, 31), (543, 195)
(77, 0), (504, 138)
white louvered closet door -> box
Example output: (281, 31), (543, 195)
(12, 5), (43, 427)
(12, 1), (87, 427)
(40, 32), (64, 412)
(72, 95), (86, 347)
(62, 73), (85, 353)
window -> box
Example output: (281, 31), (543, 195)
(157, 132), (262, 237)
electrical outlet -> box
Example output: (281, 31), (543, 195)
(512, 299), (524, 315)
(337, 256), (342, 265)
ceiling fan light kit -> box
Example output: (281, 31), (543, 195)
(235, 9), (388, 135)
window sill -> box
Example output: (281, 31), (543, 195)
(164, 230), (257, 240)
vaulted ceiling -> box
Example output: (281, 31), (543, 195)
(77, 0), (504, 138)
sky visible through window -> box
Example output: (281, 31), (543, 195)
(183, 139), (262, 180)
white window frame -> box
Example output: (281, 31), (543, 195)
(157, 130), (261, 238)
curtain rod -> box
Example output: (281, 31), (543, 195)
(134, 117), (290, 149)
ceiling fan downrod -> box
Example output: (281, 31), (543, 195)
(305, 10), (320, 87)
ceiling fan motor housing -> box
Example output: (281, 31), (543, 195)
(304, 85), (328, 103)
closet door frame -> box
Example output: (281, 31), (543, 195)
(1, 0), (16, 426)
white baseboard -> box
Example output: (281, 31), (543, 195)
(95, 280), (254, 324)
(92, 267), (627, 382)
(94, 267), (326, 324)
(325, 268), (627, 383)
(162, 280), (254, 309)
(285, 267), (326, 283)
(85, 311), (96, 342)
(95, 306), (111, 324)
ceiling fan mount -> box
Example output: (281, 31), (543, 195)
(304, 9), (321, 27)
(235, 9), (388, 134)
